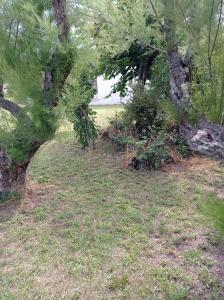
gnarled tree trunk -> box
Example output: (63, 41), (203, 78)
(180, 119), (224, 160)
(164, 18), (193, 110)
(164, 18), (224, 160)
(0, 148), (28, 196)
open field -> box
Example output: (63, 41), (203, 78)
(91, 105), (124, 128)
(0, 107), (224, 299)
(59, 105), (123, 132)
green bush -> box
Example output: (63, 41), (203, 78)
(122, 84), (164, 137)
(105, 84), (191, 170)
(136, 132), (171, 169)
(136, 130), (191, 169)
(108, 111), (125, 131)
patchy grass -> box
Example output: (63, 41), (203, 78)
(0, 133), (224, 299)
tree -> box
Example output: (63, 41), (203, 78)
(161, 1), (224, 159)
(0, 0), (74, 196)
(80, 0), (224, 159)
(99, 42), (159, 97)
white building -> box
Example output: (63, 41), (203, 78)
(91, 76), (129, 106)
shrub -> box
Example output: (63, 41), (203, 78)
(104, 84), (191, 170)
(135, 129), (191, 169)
(108, 111), (125, 132)
(136, 132), (171, 169)
(122, 84), (164, 138)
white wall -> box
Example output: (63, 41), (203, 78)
(91, 76), (129, 105)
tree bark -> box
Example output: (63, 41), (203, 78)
(164, 18), (224, 160)
(0, 147), (25, 195)
(52, 0), (69, 43)
(0, 149), (28, 196)
(180, 119), (224, 159)
(164, 18), (193, 110)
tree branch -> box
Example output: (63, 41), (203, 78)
(149, 0), (163, 27)
(13, 19), (19, 51)
(0, 96), (32, 125)
(80, 12), (166, 54)
(209, 0), (223, 61)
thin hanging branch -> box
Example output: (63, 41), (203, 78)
(7, 19), (13, 43)
(149, 0), (157, 16)
(149, 0), (163, 27)
(209, 0), (224, 61)
(208, 0), (215, 79)
(13, 19), (19, 51)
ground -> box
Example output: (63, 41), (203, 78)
(0, 106), (224, 300)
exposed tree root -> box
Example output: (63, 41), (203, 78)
(180, 119), (224, 160)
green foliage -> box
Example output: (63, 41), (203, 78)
(72, 103), (98, 149)
(149, 54), (170, 99)
(136, 129), (190, 169)
(80, 0), (224, 124)
(122, 84), (164, 137)
(64, 59), (98, 149)
(99, 42), (160, 96)
(107, 113), (191, 169)
(0, 0), (73, 163)
(106, 82), (191, 169)
(108, 111), (126, 132)
(136, 133), (171, 169)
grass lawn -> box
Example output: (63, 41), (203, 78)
(0, 107), (224, 299)
(91, 105), (124, 128)
(59, 105), (123, 132)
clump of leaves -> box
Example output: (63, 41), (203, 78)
(106, 118), (191, 170)
(135, 129), (191, 169)
(73, 103), (97, 149)
(122, 83), (164, 138)
(64, 63), (98, 149)
(104, 83), (191, 170)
